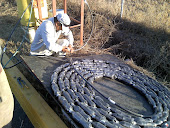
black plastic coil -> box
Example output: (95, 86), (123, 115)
(51, 59), (170, 128)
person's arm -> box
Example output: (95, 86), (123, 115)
(62, 29), (74, 53)
(41, 21), (63, 53)
(63, 29), (74, 47)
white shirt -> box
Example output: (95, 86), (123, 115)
(30, 17), (74, 55)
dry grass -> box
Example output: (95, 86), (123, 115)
(0, 0), (169, 85)
(68, 0), (170, 33)
(65, 0), (170, 84)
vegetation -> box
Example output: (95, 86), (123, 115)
(66, 0), (170, 86)
(0, 0), (169, 87)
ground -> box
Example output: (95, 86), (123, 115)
(12, 96), (34, 128)
(0, 0), (169, 127)
(0, 0), (169, 86)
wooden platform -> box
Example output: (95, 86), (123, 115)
(21, 54), (153, 115)
(3, 53), (67, 128)
(3, 53), (154, 128)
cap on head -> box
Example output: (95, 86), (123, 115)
(56, 13), (71, 26)
(56, 13), (70, 33)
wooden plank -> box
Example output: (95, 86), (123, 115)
(3, 54), (67, 128)
(70, 24), (81, 29)
(63, 0), (67, 14)
(70, 17), (81, 24)
(80, 0), (84, 46)
(52, 0), (56, 17)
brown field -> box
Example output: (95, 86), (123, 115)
(0, 0), (169, 86)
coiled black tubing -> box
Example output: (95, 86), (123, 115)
(51, 59), (170, 128)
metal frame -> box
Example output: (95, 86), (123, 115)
(37, 0), (84, 46)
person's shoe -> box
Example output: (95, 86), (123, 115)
(30, 50), (53, 56)
(58, 51), (66, 57)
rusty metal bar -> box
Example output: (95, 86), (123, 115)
(80, 0), (84, 46)
(38, 0), (84, 46)
(52, 0), (56, 17)
(70, 17), (81, 24)
(63, 0), (67, 13)
(69, 24), (81, 29)
(37, 0), (42, 22)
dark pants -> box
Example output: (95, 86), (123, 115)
(2, 121), (12, 128)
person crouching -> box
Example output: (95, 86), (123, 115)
(30, 13), (74, 56)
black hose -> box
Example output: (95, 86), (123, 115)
(51, 58), (169, 127)
(68, 58), (145, 117)
(1, 0), (33, 69)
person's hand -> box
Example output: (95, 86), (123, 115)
(62, 46), (70, 53)
(68, 45), (74, 53)
(62, 45), (74, 54)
